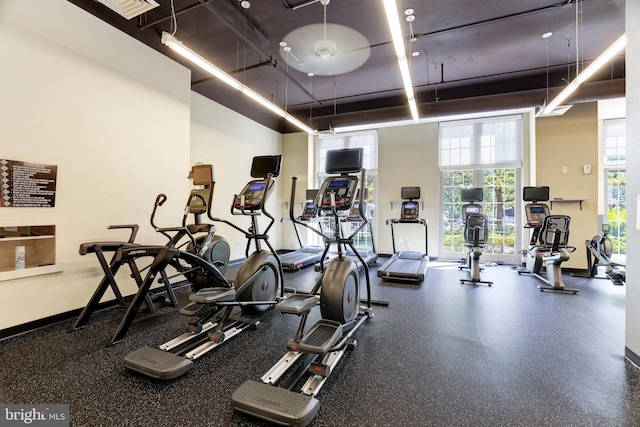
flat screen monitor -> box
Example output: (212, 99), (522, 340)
(461, 187), (483, 202)
(325, 148), (363, 174)
(401, 186), (420, 200)
(306, 189), (318, 201)
(192, 164), (214, 185)
(251, 155), (282, 178)
(523, 186), (549, 202)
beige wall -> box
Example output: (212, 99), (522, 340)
(0, 0), (285, 331)
(0, 0), (191, 329)
(280, 133), (311, 249)
(625, 0), (640, 360)
(190, 92), (283, 260)
(377, 123), (440, 257)
(535, 103), (600, 269)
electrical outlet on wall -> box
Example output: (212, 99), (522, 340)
(583, 164), (592, 174)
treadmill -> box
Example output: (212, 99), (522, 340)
(280, 190), (326, 271)
(377, 186), (428, 283)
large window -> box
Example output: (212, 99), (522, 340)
(316, 131), (378, 249)
(439, 115), (522, 263)
(603, 118), (626, 258)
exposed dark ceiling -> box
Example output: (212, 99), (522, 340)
(68, 0), (626, 133)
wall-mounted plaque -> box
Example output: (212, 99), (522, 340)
(0, 159), (58, 207)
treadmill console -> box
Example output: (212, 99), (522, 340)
(524, 203), (550, 226)
(400, 201), (419, 221)
(315, 175), (359, 212)
(233, 179), (273, 212)
(301, 201), (318, 220)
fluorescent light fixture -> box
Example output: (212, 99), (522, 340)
(383, 0), (419, 123)
(541, 34), (626, 116)
(332, 118), (416, 134)
(161, 32), (316, 135)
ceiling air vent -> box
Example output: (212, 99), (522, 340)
(96, 0), (159, 20)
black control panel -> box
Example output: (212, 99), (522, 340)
(301, 201), (318, 220)
(462, 203), (482, 219)
(400, 201), (419, 220)
(315, 175), (359, 212)
(524, 203), (549, 226)
(233, 179), (273, 212)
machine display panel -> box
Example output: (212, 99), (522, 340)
(404, 203), (416, 210)
(248, 183), (266, 191)
(465, 206), (480, 214)
(530, 206), (546, 214)
(327, 180), (350, 189)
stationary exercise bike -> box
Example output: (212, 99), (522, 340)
(458, 188), (492, 286)
(232, 147), (382, 427)
(581, 224), (625, 286)
(516, 186), (578, 294)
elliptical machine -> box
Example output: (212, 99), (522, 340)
(516, 186), (578, 294)
(232, 148), (380, 427)
(109, 156), (284, 371)
(458, 187), (492, 286)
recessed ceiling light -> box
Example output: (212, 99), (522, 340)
(412, 51), (420, 57)
(404, 8), (414, 15)
(542, 32), (553, 39)
(406, 15), (415, 22)
(279, 41), (288, 47)
(240, 0), (250, 9)
(308, 72), (315, 77)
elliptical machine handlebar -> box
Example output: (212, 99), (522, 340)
(150, 194), (171, 240)
(106, 224), (139, 244)
(290, 169), (369, 242)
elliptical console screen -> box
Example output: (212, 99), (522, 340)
(328, 180), (350, 189)
(234, 179), (271, 211)
(248, 183), (266, 191)
(317, 176), (358, 211)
